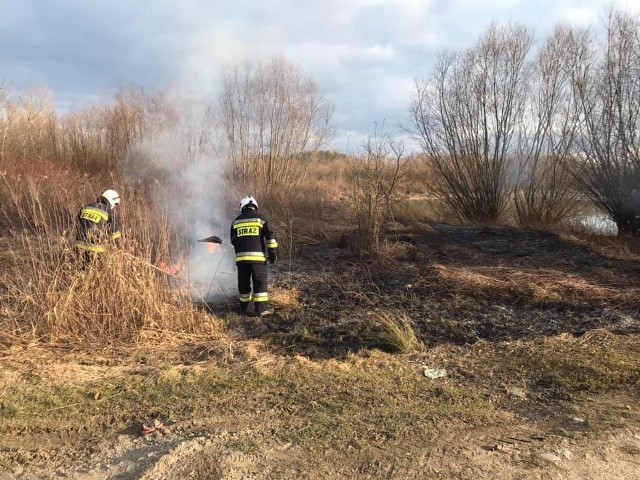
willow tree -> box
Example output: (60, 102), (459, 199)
(571, 9), (640, 234)
(513, 26), (585, 226)
(410, 24), (533, 223)
(221, 56), (335, 188)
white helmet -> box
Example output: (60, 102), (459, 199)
(101, 189), (121, 208)
(240, 195), (258, 211)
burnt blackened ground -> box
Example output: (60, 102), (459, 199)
(224, 225), (640, 359)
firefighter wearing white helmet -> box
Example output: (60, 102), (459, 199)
(230, 195), (278, 316)
(75, 188), (122, 261)
(100, 189), (121, 208)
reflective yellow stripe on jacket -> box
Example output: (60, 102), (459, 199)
(232, 218), (265, 227)
(79, 207), (109, 223)
(235, 251), (267, 262)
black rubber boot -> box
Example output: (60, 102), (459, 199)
(239, 302), (251, 316)
(255, 303), (274, 317)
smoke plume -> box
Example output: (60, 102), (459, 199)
(133, 91), (237, 302)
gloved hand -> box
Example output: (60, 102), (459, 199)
(268, 249), (277, 264)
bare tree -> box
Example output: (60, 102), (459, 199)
(514, 26), (584, 226)
(349, 125), (404, 255)
(0, 87), (57, 165)
(410, 24), (533, 223)
(571, 9), (640, 234)
(51, 87), (166, 172)
(220, 56), (335, 188)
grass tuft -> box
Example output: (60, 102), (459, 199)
(370, 310), (424, 353)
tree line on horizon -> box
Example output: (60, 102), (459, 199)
(2, 6), (640, 235)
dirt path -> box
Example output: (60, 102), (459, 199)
(4, 420), (638, 479)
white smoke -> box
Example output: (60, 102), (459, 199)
(133, 90), (237, 303)
(129, 19), (285, 303)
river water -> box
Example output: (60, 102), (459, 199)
(570, 214), (618, 236)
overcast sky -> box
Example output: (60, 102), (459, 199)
(1, 0), (639, 150)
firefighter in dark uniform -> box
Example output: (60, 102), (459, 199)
(230, 195), (278, 316)
(75, 189), (121, 263)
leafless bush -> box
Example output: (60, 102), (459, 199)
(514, 26), (583, 226)
(55, 87), (167, 172)
(571, 9), (640, 234)
(0, 87), (57, 165)
(410, 24), (533, 223)
(0, 86), (169, 174)
(221, 56), (335, 188)
(348, 126), (404, 255)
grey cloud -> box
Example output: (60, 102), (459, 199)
(2, 0), (638, 151)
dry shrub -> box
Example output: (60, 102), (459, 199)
(348, 127), (404, 256)
(255, 185), (343, 257)
(379, 239), (416, 261)
(0, 166), (95, 233)
(371, 310), (424, 354)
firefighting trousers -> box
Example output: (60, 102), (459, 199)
(237, 263), (268, 305)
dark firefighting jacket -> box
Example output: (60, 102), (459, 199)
(230, 209), (278, 264)
(75, 199), (121, 253)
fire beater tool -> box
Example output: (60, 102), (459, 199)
(198, 235), (234, 301)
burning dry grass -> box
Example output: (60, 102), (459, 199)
(2, 234), (222, 345)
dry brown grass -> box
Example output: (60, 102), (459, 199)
(269, 285), (303, 310)
(0, 170), (224, 347)
(370, 310), (425, 353)
(4, 243), (219, 344)
(431, 263), (640, 309)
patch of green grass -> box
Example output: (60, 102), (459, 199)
(260, 366), (492, 453)
(575, 395), (640, 432)
(0, 367), (242, 429)
(0, 360), (493, 458)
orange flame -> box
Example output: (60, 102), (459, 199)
(157, 258), (186, 277)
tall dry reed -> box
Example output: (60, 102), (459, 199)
(1, 172), (221, 346)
